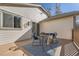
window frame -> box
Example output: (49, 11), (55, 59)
(75, 16), (79, 29)
(0, 11), (22, 30)
(3, 12), (14, 28)
(14, 16), (21, 28)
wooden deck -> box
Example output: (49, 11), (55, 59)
(0, 39), (78, 56)
(0, 43), (27, 56)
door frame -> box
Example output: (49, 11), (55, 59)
(72, 15), (79, 48)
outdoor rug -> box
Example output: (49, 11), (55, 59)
(22, 42), (60, 56)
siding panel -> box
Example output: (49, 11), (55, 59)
(40, 16), (73, 40)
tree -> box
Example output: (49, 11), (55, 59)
(55, 3), (62, 15)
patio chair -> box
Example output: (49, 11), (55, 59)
(32, 33), (42, 46)
(53, 32), (58, 43)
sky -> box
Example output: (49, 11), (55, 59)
(41, 3), (79, 16)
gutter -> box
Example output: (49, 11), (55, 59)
(40, 6), (51, 17)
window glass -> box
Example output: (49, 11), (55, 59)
(2, 12), (21, 28)
(75, 16), (79, 28)
(14, 16), (21, 28)
(3, 13), (14, 27)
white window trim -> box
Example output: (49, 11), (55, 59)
(0, 11), (22, 30)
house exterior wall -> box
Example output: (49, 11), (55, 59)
(0, 6), (48, 45)
(0, 10), (31, 45)
(0, 26), (31, 45)
(17, 29), (32, 41)
(39, 16), (73, 40)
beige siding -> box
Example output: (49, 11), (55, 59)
(40, 16), (73, 40)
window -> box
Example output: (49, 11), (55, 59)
(75, 16), (79, 28)
(14, 16), (21, 28)
(2, 12), (21, 29)
(3, 13), (14, 27)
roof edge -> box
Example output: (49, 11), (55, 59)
(0, 3), (50, 17)
(39, 11), (79, 23)
(0, 3), (41, 7)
